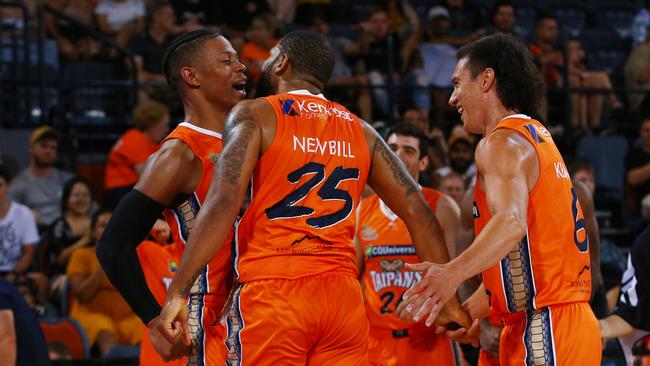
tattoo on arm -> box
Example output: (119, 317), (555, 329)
(374, 138), (417, 197)
(218, 104), (258, 185)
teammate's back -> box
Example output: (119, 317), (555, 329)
(235, 91), (370, 282)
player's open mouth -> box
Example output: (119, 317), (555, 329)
(232, 81), (247, 96)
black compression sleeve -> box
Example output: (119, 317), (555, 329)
(96, 189), (165, 324)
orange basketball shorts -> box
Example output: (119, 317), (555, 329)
(479, 350), (500, 366)
(498, 302), (601, 365)
(367, 329), (465, 366)
(186, 293), (228, 366)
(224, 272), (369, 366)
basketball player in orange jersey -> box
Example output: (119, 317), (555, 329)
(96, 30), (247, 364)
(398, 33), (602, 365)
(137, 219), (184, 366)
(158, 30), (472, 365)
(355, 123), (465, 366)
(456, 179), (603, 366)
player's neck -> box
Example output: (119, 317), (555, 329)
(483, 102), (518, 135)
(277, 79), (322, 96)
(182, 100), (228, 134)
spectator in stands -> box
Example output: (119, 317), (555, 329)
(295, 0), (332, 26)
(436, 125), (476, 186)
(170, 0), (222, 28)
(104, 101), (170, 209)
(45, 0), (100, 61)
(95, 0), (145, 48)
(401, 106), (449, 187)
(625, 30), (650, 115)
(440, 172), (465, 207)
(600, 224), (650, 366)
(444, 0), (485, 37)
(632, 0), (650, 47)
(571, 159), (596, 197)
(10, 126), (73, 229)
(528, 14), (561, 121)
(128, 0), (180, 102)
(0, 278), (50, 366)
(625, 118), (650, 215)
(566, 39), (622, 131)
(308, 15), (370, 119)
(66, 209), (141, 357)
(485, 0), (524, 38)
(241, 14), (279, 92)
(268, 0), (296, 24)
(377, 0), (420, 40)
(42, 176), (93, 278)
(0, 165), (48, 304)
(221, 1), (270, 44)
(347, 8), (419, 121)
(411, 6), (458, 127)
(569, 160), (619, 318)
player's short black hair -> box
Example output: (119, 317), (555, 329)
(457, 33), (545, 117)
(162, 30), (222, 88)
(386, 123), (429, 159)
(276, 30), (334, 86)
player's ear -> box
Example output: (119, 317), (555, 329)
(180, 66), (200, 88)
(275, 53), (289, 75)
(481, 68), (496, 92)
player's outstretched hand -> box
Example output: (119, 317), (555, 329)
(148, 315), (192, 361)
(396, 261), (462, 326)
(158, 295), (192, 349)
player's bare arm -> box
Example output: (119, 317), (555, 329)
(97, 139), (201, 360)
(362, 123), (472, 330)
(435, 194), (461, 259)
(134, 140), (202, 204)
(573, 179), (604, 298)
(166, 100), (262, 298)
(159, 100), (268, 343)
(399, 129), (537, 327)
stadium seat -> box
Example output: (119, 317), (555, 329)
(517, 7), (537, 34)
(553, 7), (587, 35)
(578, 28), (629, 53)
(575, 135), (628, 197)
(40, 317), (90, 359)
(596, 9), (636, 36)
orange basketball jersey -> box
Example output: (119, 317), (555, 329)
(358, 188), (443, 331)
(473, 115), (591, 317)
(161, 122), (234, 300)
(235, 90), (371, 282)
(137, 240), (184, 366)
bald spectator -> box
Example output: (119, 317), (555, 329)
(9, 126), (73, 229)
